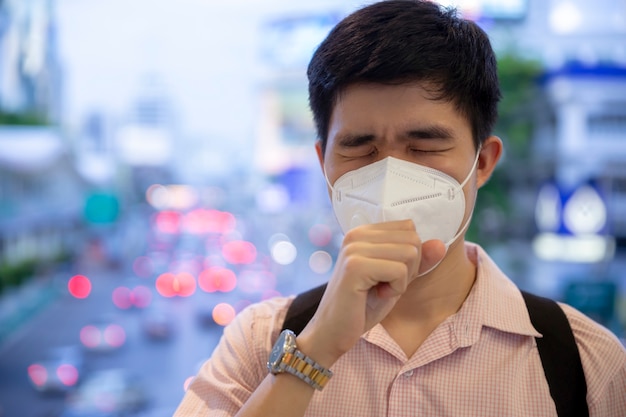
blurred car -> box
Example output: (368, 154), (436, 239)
(140, 307), (175, 340)
(133, 406), (178, 417)
(61, 369), (149, 416)
(27, 345), (85, 394)
(79, 315), (127, 353)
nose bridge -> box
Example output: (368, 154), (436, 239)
(374, 140), (406, 163)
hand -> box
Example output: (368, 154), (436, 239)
(296, 220), (445, 368)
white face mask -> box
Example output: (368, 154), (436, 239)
(325, 150), (480, 249)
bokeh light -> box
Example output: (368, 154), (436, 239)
(198, 267), (237, 293)
(563, 185), (606, 235)
(103, 324), (126, 347)
(112, 285), (152, 309)
(271, 240), (297, 265)
(79, 323), (126, 349)
(27, 364), (47, 387)
(132, 285), (152, 308)
(112, 286), (133, 309)
(146, 184), (169, 210)
(155, 272), (197, 297)
(183, 376), (195, 391)
(79, 325), (101, 348)
(56, 364), (79, 386)
(154, 210), (182, 234)
(68, 275), (92, 299)
(222, 240), (257, 264)
(308, 223), (333, 247)
(309, 251), (333, 274)
(183, 209), (236, 234)
(212, 303), (236, 326)
(146, 184), (199, 210)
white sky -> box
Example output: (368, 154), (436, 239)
(54, 0), (368, 141)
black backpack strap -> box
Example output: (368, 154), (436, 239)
(521, 290), (589, 417)
(282, 286), (589, 417)
(282, 284), (327, 335)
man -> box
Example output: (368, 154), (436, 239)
(174, 1), (626, 416)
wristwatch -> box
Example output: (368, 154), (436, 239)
(267, 329), (333, 391)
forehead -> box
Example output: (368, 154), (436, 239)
(328, 82), (471, 142)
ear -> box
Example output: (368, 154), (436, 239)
(476, 136), (503, 188)
(315, 140), (325, 172)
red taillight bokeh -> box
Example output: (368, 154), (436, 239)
(68, 275), (92, 299)
(80, 324), (126, 349)
(112, 285), (152, 309)
(154, 210), (182, 234)
(183, 209), (236, 234)
(80, 325), (101, 348)
(155, 272), (196, 297)
(198, 267), (237, 293)
(222, 240), (257, 264)
(28, 364), (47, 386)
(103, 324), (126, 347)
(56, 364), (79, 386)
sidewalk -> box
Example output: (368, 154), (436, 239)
(0, 275), (62, 348)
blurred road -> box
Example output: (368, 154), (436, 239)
(0, 267), (223, 417)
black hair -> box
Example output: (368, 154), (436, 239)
(307, 0), (501, 156)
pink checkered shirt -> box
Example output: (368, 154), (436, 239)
(174, 243), (626, 416)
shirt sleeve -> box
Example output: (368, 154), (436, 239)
(173, 297), (292, 417)
(559, 303), (626, 417)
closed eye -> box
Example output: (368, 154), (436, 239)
(409, 147), (451, 154)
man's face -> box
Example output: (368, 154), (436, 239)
(316, 81), (483, 232)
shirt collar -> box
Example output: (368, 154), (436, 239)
(455, 243), (541, 347)
(363, 243), (542, 354)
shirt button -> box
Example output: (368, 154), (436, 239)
(403, 370), (414, 378)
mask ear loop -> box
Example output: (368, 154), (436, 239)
(416, 146), (482, 277)
(323, 166), (335, 195)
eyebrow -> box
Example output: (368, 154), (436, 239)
(336, 133), (376, 148)
(336, 124), (455, 148)
(405, 125), (455, 140)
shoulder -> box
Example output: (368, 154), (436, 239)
(226, 295), (295, 347)
(202, 296), (296, 389)
(559, 302), (626, 411)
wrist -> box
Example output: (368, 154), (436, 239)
(268, 330), (333, 391)
(296, 328), (346, 370)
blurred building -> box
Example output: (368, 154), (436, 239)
(0, 0), (62, 121)
(113, 75), (177, 197)
(481, 0), (626, 258)
(0, 0), (84, 277)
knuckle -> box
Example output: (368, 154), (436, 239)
(343, 228), (360, 243)
(341, 253), (363, 274)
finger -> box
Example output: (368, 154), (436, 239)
(343, 223), (421, 246)
(417, 239), (447, 275)
(341, 240), (420, 282)
(339, 254), (409, 296)
(342, 241), (419, 264)
(351, 219), (416, 232)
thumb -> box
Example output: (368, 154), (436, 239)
(418, 239), (447, 275)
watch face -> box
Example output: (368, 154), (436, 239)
(268, 331), (287, 368)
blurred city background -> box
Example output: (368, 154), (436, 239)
(0, 0), (625, 415)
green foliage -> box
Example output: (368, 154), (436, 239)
(0, 110), (49, 126)
(494, 53), (543, 158)
(0, 259), (38, 293)
(468, 52), (543, 244)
